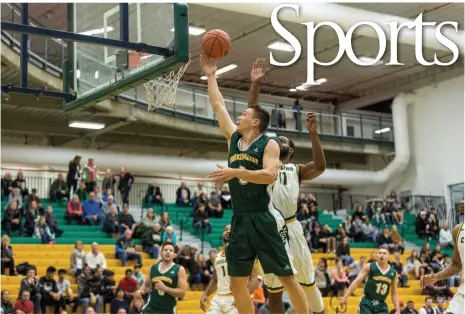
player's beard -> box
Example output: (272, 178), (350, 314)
(279, 146), (290, 159)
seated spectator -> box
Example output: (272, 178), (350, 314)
(352, 206), (365, 221)
(69, 240), (85, 276)
(76, 182), (89, 202)
(28, 200), (44, 217)
(439, 224), (454, 248)
(19, 268), (41, 314)
(15, 290), (33, 314)
(421, 242), (432, 256)
(342, 216), (354, 240)
(118, 269), (139, 302)
(391, 252), (408, 287)
(142, 223), (163, 259)
(49, 173), (68, 202)
(390, 201), (403, 224)
(310, 225), (326, 253)
(103, 205), (120, 237)
(297, 193), (308, 209)
(416, 252), (432, 279)
(34, 216), (54, 244)
(402, 301), (418, 314)
(367, 250), (378, 263)
(8, 188), (22, 211)
(77, 265), (95, 314)
(314, 258), (334, 297)
(162, 226), (177, 245)
(322, 224), (336, 253)
(336, 237), (353, 266)
(65, 195), (83, 225)
(176, 244), (198, 270)
(443, 255), (460, 287)
(101, 195), (119, 216)
(193, 203), (212, 235)
(364, 201), (375, 220)
(85, 242), (107, 271)
(176, 182), (191, 206)
(2, 201), (21, 236)
(101, 270), (117, 310)
(361, 217), (377, 242)
(13, 171), (28, 197)
(331, 258), (349, 297)
(376, 226), (396, 253)
(1, 235), (15, 276)
(45, 205), (63, 238)
(158, 211), (171, 232)
(433, 297), (446, 314)
(57, 268), (80, 313)
(132, 265), (145, 287)
(87, 275), (104, 314)
(26, 189), (40, 209)
(422, 271), (454, 300)
(129, 298), (144, 314)
(429, 243), (444, 271)
(83, 192), (104, 226)
(94, 186), (103, 203)
(145, 183), (164, 207)
(119, 204), (136, 234)
(39, 266), (65, 314)
(134, 208), (157, 238)
(309, 205), (319, 223)
(351, 217), (364, 242)
(252, 276), (266, 309)
(415, 211), (432, 239)
(427, 213), (439, 239)
(116, 230), (143, 267)
(196, 253), (211, 289)
(348, 256), (366, 282)
(374, 206), (386, 225)
(418, 297), (434, 314)
(207, 191), (223, 218)
(195, 192), (209, 211)
(296, 204), (311, 229)
(1, 290), (14, 314)
(390, 225), (405, 254)
(1, 173), (14, 201)
(206, 249), (216, 276)
(333, 224), (346, 246)
(111, 288), (129, 314)
(220, 185), (231, 209)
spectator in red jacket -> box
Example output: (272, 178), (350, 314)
(15, 290), (34, 314)
(118, 269), (139, 303)
(65, 195), (83, 224)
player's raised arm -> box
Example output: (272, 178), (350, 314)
(248, 58), (268, 107)
(134, 274), (152, 299)
(298, 112), (326, 181)
(341, 263), (370, 306)
(200, 54), (237, 141)
(391, 274), (401, 314)
(200, 266), (218, 311)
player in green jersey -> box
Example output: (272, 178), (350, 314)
(341, 248), (400, 314)
(135, 243), (187, 314)
(200, 55), (309, 314)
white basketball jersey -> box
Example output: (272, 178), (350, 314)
(457, 222), (465, 293)
(214, 250), (231, 295)
(272, 163), (300, 218)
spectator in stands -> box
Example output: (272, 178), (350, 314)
(391, 201), (403, 224)
(34, 216), (54, 244)
(439, 224), (454, 248)
(392, 252), (408, 287)
(402, 300), (418, 314)
(307, 193), (318, 208)
(101, 270), (117, 311)
(376, 226), (396, 253)
(348, 256), (366, 282)
(142, 223), (163, 259)
(416, 252), (432, 279)
(361, 216), (377, 242)
(103, 205), (120, 238)
(296, 204), (310, 229)
(332, 258), (349, 297)
(76, 183), (89, 202)
(322, 224), (336, 253)
(134, 208), (157, 238)
(310, 225), (325, 253)
(422, 269), (454, 299)
(116, 230), (143, 267)
(427, 213), (439, 239)
(102, 169), (117, 198)
(118, 167), (134, 205)
(69, 240), (85, 276)
(343, 216), (353, 239)
(88, 275), (104, 314)
(352, 206), (365, 221)
(367, 251), (378, 263)
(418, 297), (434, 314)
(443, 255), (460, 287)
(157, 212), (171, 232)
(26, 189), (40, 209)
(351, 216), (364, 242)
(421, 242), (432, 256)
(39, 266), (65, 314)
(277, 104), (286, 128)
(252, 276), (266, 309)
(94, 186), (103, 203)
(177, 244), (197, 270)
(297, 193), (308, 209)
(15, 290), (33, 314)
(1, 290), (14, 314)
(132, 265), (145, 287)
(45, 205), (63, 238)
(144, 183), (163, 207)
(1, 173), (14, 201)
(129, 298), (144, 314)
(374, 205), (386, 225)
(85, 242), (107, 271)
(119, 204), (136, 235)
(1, 235), (15, 276)
(207, 191), (223, 218)
(333, 225), (346, 246)
(19, 267), (41, 314)
(193, 203), (212, 235)
(28, 200), (43, 217)
(429, 243), (444, 271)
(8, 188), (22, 211)
(13, 171), (28, 197)
(101, 195), (118, 215)
(336, 237), (353, 266)
(364, 201), (375, 220)
(195, 193), (209, 211)
(205, 249), (216, 275)
(118, 269), (139, 302)
(66, 195), (83, 225)
(314, 258), (334, 297)
(66, 155), (81, 197)
(77, 264), (93, 314)
(176, 182), (191, 206)
(2, 201), (21, 236)
(309, 205), (319, 223)
(57, 268), (79, 313)
(82, 158), (99, 192)
(83, 192), (104, 226)
(194, 182), (206, 197)
(111, 288), (129, 314)
(220, 185), (231, 209)
(433, 297), (446, 314)
(416, 211), (431, 239)
(162, 226), (177, 245)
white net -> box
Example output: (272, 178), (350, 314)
(144, 59), (191, 111)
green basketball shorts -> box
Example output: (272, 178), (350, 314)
(358, 296), (388, 314)
(226, 207), (295, 277)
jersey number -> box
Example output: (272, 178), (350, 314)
(375, 283), (388, 295)
(221, 266), (226, 277)
(279, 172), (287, 185)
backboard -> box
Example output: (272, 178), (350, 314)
(65, 3), (189, 111)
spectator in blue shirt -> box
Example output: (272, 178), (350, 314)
(162, 226), (177, 245)
(83, 192), (104, 226)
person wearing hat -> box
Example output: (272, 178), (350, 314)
(39, 266), (65, 314)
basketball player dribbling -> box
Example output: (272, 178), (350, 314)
(201, 54), (310, 314)
(420, 200), (464, 314)
(200, 225), (260, 314)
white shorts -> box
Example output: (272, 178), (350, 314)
(447, 292), (464, 314)
(263, 219), (315, 292)
(207, 294), (238, 314)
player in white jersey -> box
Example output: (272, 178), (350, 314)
(200, 225), (260, 314)
(420, 200), (464, 314)
(264, 112), (327, 314)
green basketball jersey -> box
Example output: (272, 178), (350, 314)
(228, 132), (275, 212)
(364, 262), (397, 301)
(145, 261), (180, 313)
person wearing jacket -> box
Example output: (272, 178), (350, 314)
(2, 201), (21, 236)
(69, 241), (85, 276)
(49, 173), (68, 202)
(1, 235), (16, 276)
(118, 168), (134, 205)
(39, 266), (65, 314)
(115, 230), (142, 267)
(103, 205), (120, 238)
(66, 155), (81, 198)
(65, 195), (83, 225)
(19, 268), (41, 314)
(142, 223), (163, 259)
(82, 158), (99, 193)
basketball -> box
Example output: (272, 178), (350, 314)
(202, 29), (231, 59)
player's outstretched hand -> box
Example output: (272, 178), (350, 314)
(305, 112), (318, 134)
(133, 290), (143, 300)
(208, 164), (236, 183)
(339, 296), (347, 308)
(251, 57), (269, 83)
(200, 54), (217, 77)
(419, 274), (437, 288)
(200, 294), (209, 312)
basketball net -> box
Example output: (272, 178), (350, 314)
(144, 58), (191, 111)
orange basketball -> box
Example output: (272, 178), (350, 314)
(202, 29), (231, 59)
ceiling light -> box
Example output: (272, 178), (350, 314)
(359, 56), (384, 66)
(79, 26), (114, 36)
(69, 121), (105, 130)
(374, 127), (391, 134)
(76, 69), (81, 79)
(200, 64), (237, 80)
(289, 88), (297, 92)
(171, 26), (206, 36)
(265, 132), (277, 137)
(94, 71), (99, 79)
(268, 41), (294, 52)
(296, 78), (327, 90)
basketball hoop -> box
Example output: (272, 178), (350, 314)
(144, 58), (191, 111)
